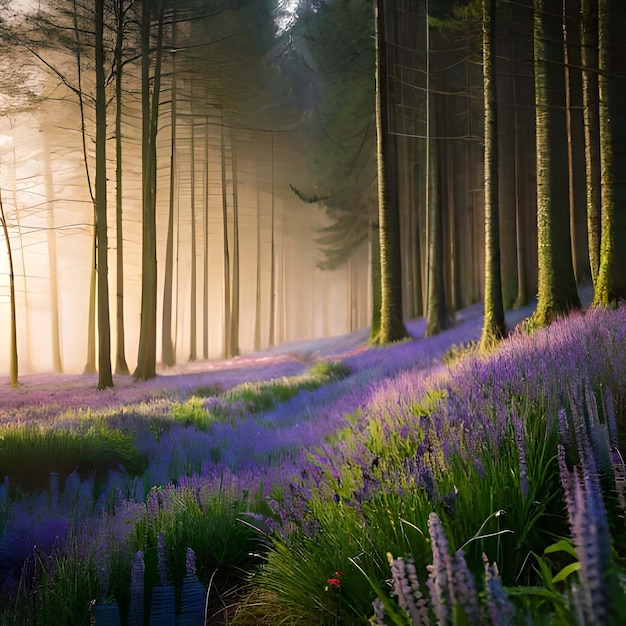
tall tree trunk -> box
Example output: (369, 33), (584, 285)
(374, 0), (407, 344)
(480, 0), (507, 351)
(230, 126), (240, 357)
(563, 0), (590, 284)
(220, 119), (232, 358)
(189, 120), (197, 361)
(581, 0), (601, 285)
(532, 0), (580, 325)
(268, 134), (276, 347)
(161, 8), (178, 368)
(254, 172), (262, 352)
(203, 117), (210, 359)
(41, 132), (63, 373)
(424, 130), (448, 337)
(593, 0), (626, 305)
(95, 0), (113, 390)
(114, 0), (129, 375)
(0, 189), (18, 388)
(135, 0), (165, 380)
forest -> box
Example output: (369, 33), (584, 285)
(0, 0), (625, 624)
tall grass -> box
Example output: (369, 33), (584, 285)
(1, 309), (626, 624)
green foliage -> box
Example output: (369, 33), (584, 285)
(0, 425), (145, 491)
(441, 340), (478, 367)
(307, 360), (351, 382)
(171, 396), (214, 431)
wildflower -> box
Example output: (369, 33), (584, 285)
(185, 547), (196, 576)
(326, 577), (341, 588)
(157, 531), (168, 587)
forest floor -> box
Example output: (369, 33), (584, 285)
(0, 293), (557, 413)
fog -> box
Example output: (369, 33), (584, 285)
(0, 56), (371, 376)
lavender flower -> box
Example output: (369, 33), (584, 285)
(512, 411), (528, 499)
(451, 550), (480, 623)
(128, 551), (144, 626)
(483, 554), (514, 625)
(157, 530), (168, 587)
(388, 552), (430, 625)
(426, 512), (454, 624)
(186, 547), (196, 575)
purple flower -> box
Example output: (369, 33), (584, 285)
(157, 531), (168, 587)
(483, 554), (514, 625)
(186, 547), (196, 575)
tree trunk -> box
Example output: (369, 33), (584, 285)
(161, 7), (178, 368)
(374, 0), (407, 344)
(203, 117), (210, 359)
(95, 0), (113, 390)
(41, 132), (63, 373)
(0, 189), (18, 388)
(480, 0), (507, 351)
(220, 119), (232, 358)
(134, 0), (165, 380)
(532, 0), (580, 325)
(563, 0), (590, 284)
(230, 126), (240, 357)
(269, 134), (276, 347)
(593, 0), (626, 304)
(425, 129), (448, 337)
(189, 119), (197, 361)
(114, 0), (129, 375)
(581, 0), (602, 285)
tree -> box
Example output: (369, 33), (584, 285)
(479, 0), (506, 350)
(113, 0), (133, 375)
(134, 0), (166, 381)
(373, 0), (407, 344)
(94, 0), (113, 389)
(531, 0), (580, 325)
(581, 0), (601, 285)
(592, 0), (626, 305)
(0, 186), (17, 387)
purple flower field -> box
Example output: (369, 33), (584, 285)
(0, 297), (625, 625)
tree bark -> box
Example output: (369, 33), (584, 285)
(581, 0), (602, 286)
(134, 0), (165, 380)
(532, 0), (580, 325)
(230, 126), (240, 357)
(114, 0), (129, 375)
(220, 119), (232, 358)
(95, 0), (113, 390)
(480, 0), (507, 351)
(374, 0), (407, 344)
(593, 0), (626, 305)
(189, 119), (197, 361)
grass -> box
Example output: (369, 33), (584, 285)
(1, 309), (626, 625)
(0, 424), (145, 491)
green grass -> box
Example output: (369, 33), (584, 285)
(0, 424), (145, 491)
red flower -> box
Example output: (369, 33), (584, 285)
(326, 577), (342, 587)
(334, 570), (344, 577)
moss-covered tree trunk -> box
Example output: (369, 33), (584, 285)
(532, 0), (580, 325)
(581, 0), (601, 286)
(593, 0), (626, 305)
(374, 0), (407, 344)
(480, 0), (507, 351)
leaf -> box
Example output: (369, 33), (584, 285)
(551, 562), (581, 584)
(543, 539), (578, 559)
